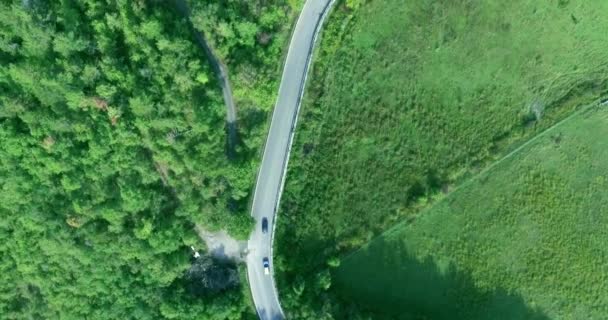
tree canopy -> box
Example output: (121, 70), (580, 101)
(0, 0), (258, 318)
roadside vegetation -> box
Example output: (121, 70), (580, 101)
(335, 104), (608, 319)
(276, 0), (608, 317)
(0, 0), (295, 318)
(188, 0), (303, 155)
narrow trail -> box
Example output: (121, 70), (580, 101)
(174, 0), (238, 156)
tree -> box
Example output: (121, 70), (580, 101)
(316, 269), (332, 291)
(184, 255), (240, 296)
(0, 0), (255, 318)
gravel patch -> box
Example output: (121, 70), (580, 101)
(195, 225), (247, 262)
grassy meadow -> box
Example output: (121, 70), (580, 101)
(334, 104), (608, 319)
(275, 0), (608, 319)
(277, 0), (608, 275)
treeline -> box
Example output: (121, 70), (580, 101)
(0, 0), (264, 318)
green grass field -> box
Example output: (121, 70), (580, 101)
(277, 0), (608, 279)
(335, 104), (608, 319)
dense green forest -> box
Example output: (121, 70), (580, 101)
(0, 0), (296, 318)
(276, 0), (608, 318)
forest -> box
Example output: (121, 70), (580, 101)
(0, 0), (295, 318)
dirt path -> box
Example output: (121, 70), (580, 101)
(174, 0), (238, 156)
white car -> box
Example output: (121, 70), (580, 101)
(263, 257), (270, 275)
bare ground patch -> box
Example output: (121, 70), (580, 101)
(195, 225), (247, 262)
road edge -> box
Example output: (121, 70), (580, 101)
(268, 0), (338, 317)
(247, 0), (337, 318)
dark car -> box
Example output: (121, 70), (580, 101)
(261, 217), (268, 233)
(263, 257), (270, 275)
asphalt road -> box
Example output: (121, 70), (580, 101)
(246, 0), (334, 319)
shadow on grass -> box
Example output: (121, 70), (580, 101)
(334, 236), (550, 320)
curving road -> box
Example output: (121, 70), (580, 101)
(246, 0), (335, 319)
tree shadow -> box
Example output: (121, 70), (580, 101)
(275, 228), (336, 290)
(334, 236), (551, 320)
(224, 106), (270, 164)
(225, 121), (239, 160)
